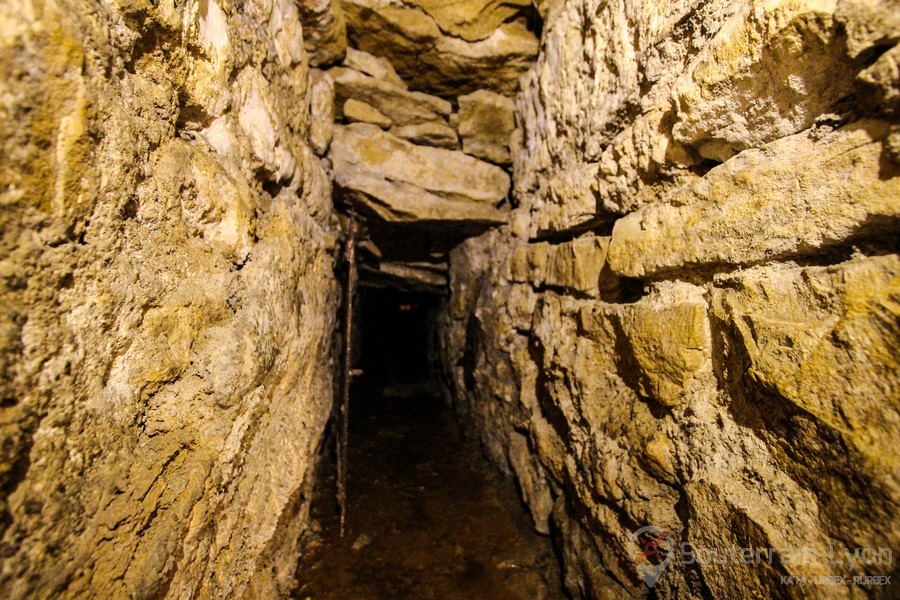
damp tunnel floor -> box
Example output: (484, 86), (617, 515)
(292, 288), (565, 599)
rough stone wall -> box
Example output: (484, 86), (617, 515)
(0, 0), (340, 597)
(439, 0), (899, 597)
(341, 0), (539, 98)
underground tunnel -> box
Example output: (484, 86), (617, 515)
(1, 0), (898, 598)
(353, 287), (439, 390)
(294, 284), (565, 598)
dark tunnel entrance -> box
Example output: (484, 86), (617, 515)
(356, 287), (440, 393)
(293, 284), (565, 599)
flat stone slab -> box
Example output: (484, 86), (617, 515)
(330, 67), (452, 126)
(329, 123), (510, 224)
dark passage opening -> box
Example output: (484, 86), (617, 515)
(357, 287), (439, 391)
(294, 286), (564, 599)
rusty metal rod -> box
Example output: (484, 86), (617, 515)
(337, 219), (357, 537)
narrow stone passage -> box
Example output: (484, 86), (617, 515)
(294, 289), (563, 599)
(2, 0), (897, 596)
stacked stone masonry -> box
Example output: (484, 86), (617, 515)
(321, 43), (521, 290)
(0, 0), (341, 597)
(1, 0), (898, 597)
(438, 0), (900, 597)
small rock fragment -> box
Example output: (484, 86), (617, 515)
(343, 47), (406, 88)
(391, 122), (459, 149)
(457, 90), (515, 164)
(343, 98), (393, 129)
(351, 533), (371, 551)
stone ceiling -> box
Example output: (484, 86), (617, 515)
(299, 0), (542, 293)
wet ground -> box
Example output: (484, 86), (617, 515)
(293, 381), (565, 600)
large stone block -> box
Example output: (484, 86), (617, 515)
(402, 0), (534, 42)
(671, 0), (864, 162)
(512, 0), (899, 237)
(329, 66), (452, 126)
(616, 282), (713, 408)
(343, 0), (539, 97)
(608, 121), (900, 278)
(511, 236), (617, 297)
(329, 124), (509, 223)
(711, 255), (900, 552)
(457, 89), (516, 164)
(512, 0), (718, 234)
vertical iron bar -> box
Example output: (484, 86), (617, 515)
(337, 219), (357, 537)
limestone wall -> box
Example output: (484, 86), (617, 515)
(0, 0), (340, 597)
(438, 0), (899, 597)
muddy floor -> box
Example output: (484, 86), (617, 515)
(293, 381), (565, 599)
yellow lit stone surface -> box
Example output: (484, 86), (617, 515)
(2, 0), (898, 596)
